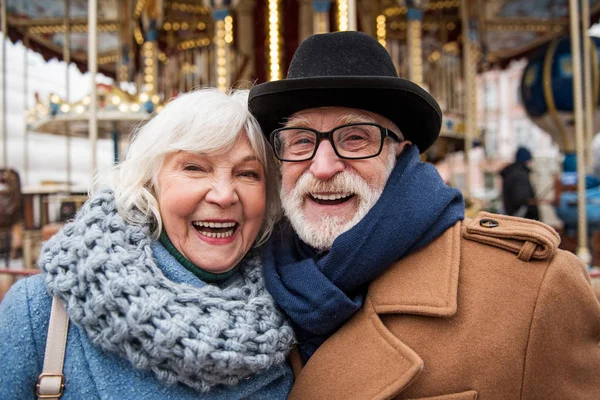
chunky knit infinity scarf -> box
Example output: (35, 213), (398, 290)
(39, 189), (295, 393)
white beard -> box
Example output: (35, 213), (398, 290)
(281, 150), (396, 251)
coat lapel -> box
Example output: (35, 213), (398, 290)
(289, 221), (462, 400)
(368, 220), (461, 318)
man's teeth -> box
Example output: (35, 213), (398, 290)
(311, 193), (351, 200)
(193, 221), (237, 228)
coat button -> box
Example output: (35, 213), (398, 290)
(480, 218), (499, 228)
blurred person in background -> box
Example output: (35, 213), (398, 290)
(500, 146), (539, 220)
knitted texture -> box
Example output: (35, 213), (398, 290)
(39, 189), (295, 393)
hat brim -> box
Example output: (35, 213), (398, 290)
(248, 76), (442, 153)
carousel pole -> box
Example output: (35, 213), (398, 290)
(267, 0), (282, 81)
(582, 0), (595, 172)
(213, 11), (229, 91)
(337, 0), (356, 31)
(204, 1), (238, 91)
(460, 0), (474, 198)
(23, 35), (28, 186)
(299, 0), (313, 42)
(347, 0), (356, 31)
(407, 4), (424, 87)
(1, 0), (7, 168)
(64, 0), (72, 192)
(313, 1), (331, 34)
(569, 0), (591, 265)
(88, 0), (98, 176)
(236, 0), (257, 81)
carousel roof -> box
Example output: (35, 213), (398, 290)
(2, 0), (213, 77)
(382, 0), (600, 68)
(28, 83), (153, 138)
(3, 0), (599, 78)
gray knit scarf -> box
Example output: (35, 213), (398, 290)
(39, 189), (295, 393)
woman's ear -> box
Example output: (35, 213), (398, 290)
(395, 140), (413, 157)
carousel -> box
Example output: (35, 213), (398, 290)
(0, 0), (599, 298)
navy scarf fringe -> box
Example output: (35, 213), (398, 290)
(263, 146), (465, 361)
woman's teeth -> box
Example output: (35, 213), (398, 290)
(199, 230), (234, 238)
(193, 221), (237, 228)
(192, 221), (237, 238)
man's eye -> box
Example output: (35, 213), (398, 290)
(292, 138), (314, 145)
(346, 134), (367, 141)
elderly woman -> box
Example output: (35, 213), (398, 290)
(0, 89), (295, 399)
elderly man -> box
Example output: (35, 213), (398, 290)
(249, 31), (600, 399)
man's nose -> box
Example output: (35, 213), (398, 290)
(309, 140), (345, 180)
(205, 179), (239, 208)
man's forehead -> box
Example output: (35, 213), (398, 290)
(285, 107), (401, 135)
(286, 107), (380, 125)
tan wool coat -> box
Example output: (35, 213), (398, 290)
(288, 212), (600, 400)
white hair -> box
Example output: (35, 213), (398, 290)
(93, 88), (280, 246)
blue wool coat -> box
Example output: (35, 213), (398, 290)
(0, 242), (293, 400)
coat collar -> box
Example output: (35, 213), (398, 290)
(368, 219), (461, 317)
(289, 221), (462, 400)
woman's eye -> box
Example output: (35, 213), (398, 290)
(183, 164), (205, 172)
(239, 170), (261, 179)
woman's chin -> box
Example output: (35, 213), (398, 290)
(189, 249), (241, 274)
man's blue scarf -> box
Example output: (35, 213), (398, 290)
(263, 145), (465, 362)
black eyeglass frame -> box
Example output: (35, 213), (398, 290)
(270, 122), (402, 162)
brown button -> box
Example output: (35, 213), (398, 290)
(480, 218), (499, 228)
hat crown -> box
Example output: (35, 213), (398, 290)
(287, 31), (398, 79)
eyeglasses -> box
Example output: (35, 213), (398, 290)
(270, 123), (402, 162)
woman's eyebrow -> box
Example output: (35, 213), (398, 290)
(238, 155), (260, 163)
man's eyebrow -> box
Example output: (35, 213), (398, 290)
(283, 116), (311, 128)
(337, 112), (375, 125)
(284, 113), (376, 128)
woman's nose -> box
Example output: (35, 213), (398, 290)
(205, 179), (239, 207)
(309, 140), (345, 180)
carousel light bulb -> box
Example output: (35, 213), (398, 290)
(151, 94), (160, 104)
(119, 103), (128, 112)
(130, 103), (141, 112)
(111, 95), (121, 105)
(75, 105), (85, 114)
(82, 96), (90, 105)
(60, 104), (70, 113)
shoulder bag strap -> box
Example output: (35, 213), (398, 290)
(37, 296), (69, 399)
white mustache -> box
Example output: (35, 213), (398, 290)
(288, 170), (372, 201)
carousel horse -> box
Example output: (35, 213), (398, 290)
(0, 169), (22, 267)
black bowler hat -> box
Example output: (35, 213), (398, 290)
(248, 31), (442, 152)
